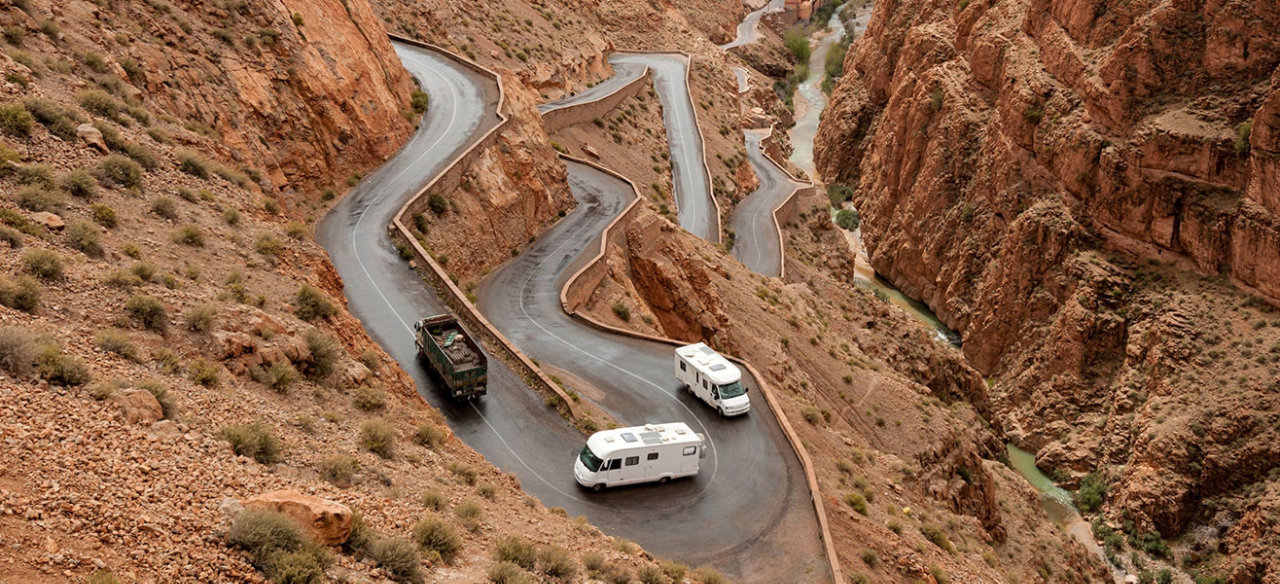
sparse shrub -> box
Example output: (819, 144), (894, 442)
(223, 208), (242, 226)
(184, 303), (217, 332)
(150, 196), (177, 219)
(477, 483), (497, 500)
(17, 185), (63, 212)
(172, 224), (204, 246)
(413, 421), (447, 449)
(659, 561), (687, 582)
(860, 548), (878, 567)
(783, 28), (810, 62)
(23, 249), (64, 280)
(366, 537), (421, 583)
(286, 221), (308, 240)
(220, 422), (282, 463)
(0, 225), (20, 248)
(17, 164), (55, 187)
(77, 89), (120, 119)
(125, 294), (167, 332)
(130, 261), (156, 282)
(254, 232), (283, 257)
(412, 516), (462, 563)
(420, 490), (446, 511)
(637, 564), (668, 584)
(66, 220), (103, 257)
(835, 209), (860, 231)
(124, 142), (158, 169)
(105, 270), (142, 289)
(0, 103), (34, 137)
(801, 406), (823, 425)
(919, 523), (954, 553)
(488, 561), (534, 584)
(175, 149), (210, 178)
(493, 536), (537, 570)
(320, 454), (358, 487)
(262, 362), (297, 393)
(611, 302), (631, 321)
(189, 358), (220, 387)
(98, 154), (142, 188)
(302, 328), (341, 379)
(1075, 472), (1107, 513)
(229, 508), (330, 580)
(536, 546), (577, 581)
(138, 380), (177, 419)
(455, 499), (482, 531)
(61, 169), (98, 198)
(427, 193), (448, 215)
(844, 492), (868, 515)
(0, 326), (37, 377)
(262, 197), (281, 214)
(449, 462), (478, 486)
(1235, 121), (1253, 155)
(94, 329), (137, 361)
(22, 98), (77, 140)
(86, 570), (121, 584)
(91, 204), (117, 228)
(36, 344), (90, 386)
(693, 566), (728, 584)
(360, 418), (395, 459)
(352, 385), (386, 411)
(293, 284), (337, 322)
(0, 276), (41, 313)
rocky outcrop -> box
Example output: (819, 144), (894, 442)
(814, 0), (1280, 571)
(111, 390), (163, 425)
(243, 490), (353, 546)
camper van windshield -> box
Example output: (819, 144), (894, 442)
(718, 381), (746, 398)
(578, 445), (604, 472)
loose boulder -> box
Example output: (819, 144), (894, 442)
(77, 123), (108, 153)
(243, 489), (352, 546)
(110, 389), (163, 424)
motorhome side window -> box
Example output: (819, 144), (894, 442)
(682, 446), (696, 456)
(647, 453), (659, 461)
(606, 459), (621, 471)
(680, 361), (686, 371)
(625, 456), (639, 466)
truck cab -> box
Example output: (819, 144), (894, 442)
(674, 343), (750, 416)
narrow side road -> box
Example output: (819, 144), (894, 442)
(609, 53), (718, 243)
(730, 129), (807, 276)
(538, 62), (646, 114)
(720, 0), (786, 50)
(477, 161), (826, 582)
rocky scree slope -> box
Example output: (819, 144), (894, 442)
(816, 0), (1280, 578)
(0, 0), (693, 582)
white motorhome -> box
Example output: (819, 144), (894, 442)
(674, 343), (750, 416)
(574, 422), (706, 491)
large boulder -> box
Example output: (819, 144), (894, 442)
(243, 490), (352, 546)
(76, 123), (108, 153)
(110, 389), (163, 424)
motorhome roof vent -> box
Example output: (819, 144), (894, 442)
(710, 364), (727, 371)
(674, 428), (686, 435)
(644, 424), (655, 431)
(604, 436), (614, 443)
(620, 433), (637, 443)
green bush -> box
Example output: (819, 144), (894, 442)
(1235, 121), (1253, 155)
(22, 98), (78, 140)
(220, 421), (283, 463)
(320, 454), (358, 487)
(172, 224), (204, 246)
(0, 326), (37, 377)
(124, 142), (158, 169)
(176, 149), (210, 178)
(2, 25), (23, 47)
(420, 490), (447, 511)
(23, 249), (64, 280)
(223, 208), (242, 226)
(826, 183), (854, 206)
(150, 196), (178, 219)
(303, 328), (341, 378)
(125, 294), (168, 333)
(61, 169), (98, 198)
(93, 120), (124, 151)
(262, 361), (298, 393)
(410, 90), (429, 114)
(66, 220), (103, 257)
(428, 193), (448, 214)
(360, 418), (396, 459)
(286, 221), (308, 240)
(138, 380), (178, 419)
(488, 561), (535, 584)
(1075, 472), (1108, 513)
(366, 536), (421, 583)
(229, 508), (330, 579)
(0, 102), (34, 137)
(0, 275), (41, 313)
(130, 261), (156, 282)
(37, 344), (91, 386)
(492, 536), (537, 570)
(86, 570), (121, 584)
(16, 164), (55, 188)
(94, 329), (137, 361)
(693, 566), (728, 584)
(352, 385), (386, 411)
(659, 561), (688, 582)
(449, 462), (479, 486)
(91, 203), (117, 228)
(835, 209), (860, 231)
(919, 523), (954, 553)
(412, 516), (462, 563)
(0, 225), (20, 248)
(293, 284), (337, 322)
(98, 154), (143, 188)
(637, 564), (667, 584)
(184, 303), (218, 332)
(843, 492), (867, 515)
(413, 421), (447, 449)
(783, 28), (810, 62)
(17, 185), (64, 212)
(254, 232), (283, 257)
(189, 358), (220, 387)
(611, 302), (630, 321)
(454, 499), (482, 530)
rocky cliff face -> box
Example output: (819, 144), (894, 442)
(19, 0), (415, 196)
(816, 0), (1280, 577)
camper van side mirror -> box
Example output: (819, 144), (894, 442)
(700, 445), (707, 459)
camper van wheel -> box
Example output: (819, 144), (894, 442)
(591, 483), (605, 493)
(659, 476), (670, 484)
(717, 407), (725, 417)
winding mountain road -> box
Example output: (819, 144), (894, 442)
(537, 62), (646, 115)
(319, 41), (827, 581)
(730, 129), (807, 276)
(609, 53), (718, 243)
(720, 0), (786, 50)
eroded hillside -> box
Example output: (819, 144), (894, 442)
(816, 0), (1280, 578)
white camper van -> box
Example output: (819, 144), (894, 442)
(574, 422), (706, 491)
(674, 343), (751, 416)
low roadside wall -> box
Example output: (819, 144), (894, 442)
(386, 34), (584, 421)
(542, 69), (651, 134)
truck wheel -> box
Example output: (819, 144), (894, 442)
(717, 407), (725, 417)
(592, 483), (605, 493)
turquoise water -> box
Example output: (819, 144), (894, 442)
(1006, 444), (1078, 526)
(855, 274), (961, 346)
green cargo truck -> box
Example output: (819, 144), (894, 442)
(413, 314), (488, 400)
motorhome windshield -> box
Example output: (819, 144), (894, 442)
(578, 445), (604, 472)
(718, 381), (746, 398)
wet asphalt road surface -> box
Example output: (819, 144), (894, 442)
(729, 129), (808, 277)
